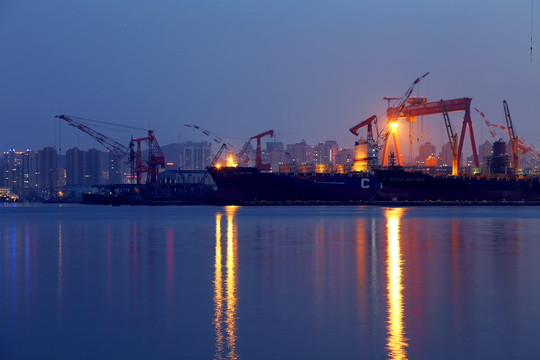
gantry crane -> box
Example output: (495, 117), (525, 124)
(503, 100), (519, 176)
(395, 97), (479, 169)
(381, 72), (430, 166)
(55, 115), (165, 184)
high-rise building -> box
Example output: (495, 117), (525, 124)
(266, 142), (284, 152)
(325, 140), (339, 164)
(478, 140), (492, 168)
(66, 147), (85, 186)
(417, 142), (436, 165)
(181, 141), (212, 170)
(288, 140), (312, 165)
(335, 148), (354, 166)
(39, 147), (57, 191)
(85, 148), (103, 185)
(108, 151), (124, 184)
(313, 143), (332, 165)
(439, 142), (453, 167)
(2, 150), (23, 191)
(22, 150), (40, 189)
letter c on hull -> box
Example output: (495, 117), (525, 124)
(361, 178), (370, 189)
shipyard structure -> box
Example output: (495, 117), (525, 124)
(5, 73), (540, 204)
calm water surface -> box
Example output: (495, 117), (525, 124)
(1, 204), (540, 359)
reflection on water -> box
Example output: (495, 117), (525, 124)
(214, 206), (238, 360)
(2, 205), (540, 359)
(386, 208), (408, 359)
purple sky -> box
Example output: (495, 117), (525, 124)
(1, 0), (539, 160)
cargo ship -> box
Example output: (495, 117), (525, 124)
(374, 168), (540, 202)
(207, 166), (381, 204)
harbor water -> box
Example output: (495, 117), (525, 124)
(2, 204), (540, 359)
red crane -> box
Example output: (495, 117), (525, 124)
(349, 115), (377, 141)
(238, 130), (274, 170)
(131, 130), (166, 184)
(56, 115), (165, 184)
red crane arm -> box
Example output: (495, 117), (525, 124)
(250, 129), (274, 140)
(397, 98), (472, 118)
(349, 115), (377, 136)
(474, 107), (499, 142)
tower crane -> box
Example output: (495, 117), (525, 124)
(503, 100), (519, 175)
(381, 72), (430, 166)
(55, 115), (165, 184)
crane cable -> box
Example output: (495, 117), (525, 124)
(531, 0), (534, 62)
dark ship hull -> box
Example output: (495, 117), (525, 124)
(374, 168), (540, 202)
(207, 166), (381, 204)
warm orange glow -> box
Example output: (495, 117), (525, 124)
(226, 156), (238, 168)
(214, 213), (224, 357)
(225, 206), (238, 360)
(386, 208), (408, 359)
(389, 121), (399, 130)
(215, 163), (222, 169)
(213, 206), (239, 360)
(58, 191), (64, 197)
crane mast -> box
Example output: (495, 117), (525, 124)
(251, 130), (274, 169)
(130, 130), (166, 184)
(503, 100), (519, 176)
(440, 100), (459, 176)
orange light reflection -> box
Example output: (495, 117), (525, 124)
(386, 208), (408, 359)
(214, 206), (239, 360)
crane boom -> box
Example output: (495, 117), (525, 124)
(55, 114), (130, 161)
(503, 100), (519, 175)
(474, 108), (499, 142)
(349, 115), (377, 141)
(56, 114), (165, 184)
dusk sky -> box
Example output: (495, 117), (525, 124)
(1, 0), (539, 159)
